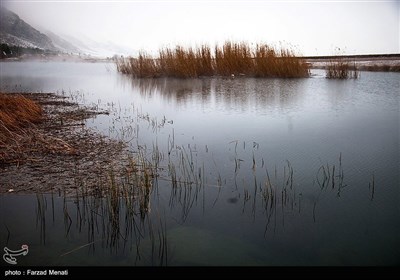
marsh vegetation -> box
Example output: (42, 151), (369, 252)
(325, 57), (359, 79)
(116, 41), (310, 78)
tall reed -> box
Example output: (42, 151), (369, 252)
(116, 41), (309, 78)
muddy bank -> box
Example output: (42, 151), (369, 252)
(0, 92), (133, 195)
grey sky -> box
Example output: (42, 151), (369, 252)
(2, 0), (399, 56)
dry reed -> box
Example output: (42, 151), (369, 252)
(0, 93), (93, 166)
(116, 41), (310, 78)
(325, 57), (359, 79)
(0, 93), (43, 132)
(0, 93), (43, 165)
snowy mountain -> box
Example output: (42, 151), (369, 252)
(44, 30), (81, 54)
(0, 7), (134, 58)
(0, 8), (56, 51)
(60, 34), (136, 57)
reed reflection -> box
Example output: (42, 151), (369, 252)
(120, 76), (309, 115)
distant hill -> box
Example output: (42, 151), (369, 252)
(44, 30), (81, 54)
(0, 8), (56, 51)
(0, 7), (133, 58)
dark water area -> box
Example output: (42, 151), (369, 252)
(0, 61), (399, 266)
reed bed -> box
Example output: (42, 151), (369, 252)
(325, 57), (359, 79)
(116, 41), (310, 78)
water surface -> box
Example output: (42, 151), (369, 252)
(0, 61), (399, 265)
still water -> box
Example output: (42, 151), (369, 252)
(0, 61), (399, 265)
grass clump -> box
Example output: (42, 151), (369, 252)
(0, 93), (43, 166)
(325, 48), (359, 79)
(325, 57), (359, 79)
(116, 41), (309, 78)
(0, 93), (43, 132)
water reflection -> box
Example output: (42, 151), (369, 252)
(0, 154), (380, 266)
(118, 75), (307, 114)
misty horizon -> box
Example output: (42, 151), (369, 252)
(1, 0), (399, 57)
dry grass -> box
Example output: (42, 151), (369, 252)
(0, 93), (77, 166)
(116, 41), (310, 78)
(0, 93), (43, 165)
(0, 92), (133, 196)
(0, 93), (43, 152)
(0, 93), (96, 166)
(0, 93), (43, 132)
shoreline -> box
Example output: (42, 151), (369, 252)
(0, 92), (132, 196)
(304, 54), (400, 72)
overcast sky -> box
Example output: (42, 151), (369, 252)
(2, 0), (399, 56)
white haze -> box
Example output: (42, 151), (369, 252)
(2, 0), (399, 57)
